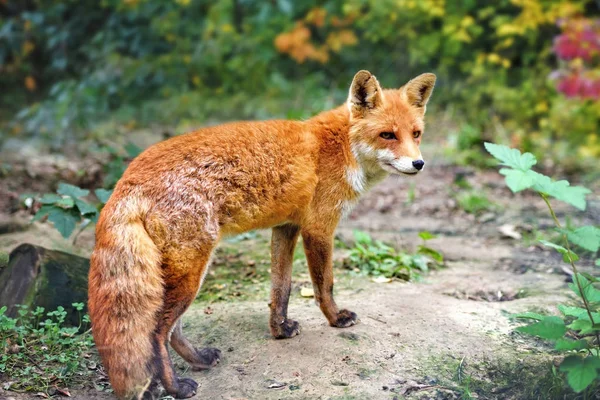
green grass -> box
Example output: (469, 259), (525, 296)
(456, 192), (495, 215)
(0, 303), (101, 395)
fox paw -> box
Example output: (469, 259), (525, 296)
(191, 347), (222, 371)
(271, 318), (301, 339)
(332, 309), (358, 328)
(175, 377), (198, 399)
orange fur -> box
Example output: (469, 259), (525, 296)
(88, 70), (436, 399)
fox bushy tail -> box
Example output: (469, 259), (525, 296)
(88, 202), (164, 399)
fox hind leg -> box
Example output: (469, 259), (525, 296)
(150, 246), (215, 399)
(170, 319), (221, 370)
(269, 224), (301, 339)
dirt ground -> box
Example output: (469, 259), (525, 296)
(0, 145), (599, 399)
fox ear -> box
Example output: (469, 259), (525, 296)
(348, 70), (384, 118)
(402, 73), (436, 109)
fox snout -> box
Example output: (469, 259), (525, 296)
(382, 156), (425, 175)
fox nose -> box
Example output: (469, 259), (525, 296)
(412, 160), (425, 170)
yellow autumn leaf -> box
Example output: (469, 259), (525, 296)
(25, 76), (36, 91)
(22, 40), (35, 56)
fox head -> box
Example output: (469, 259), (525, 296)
(347, 70), (436, 184)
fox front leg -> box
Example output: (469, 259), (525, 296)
(301, 227), (357, 327)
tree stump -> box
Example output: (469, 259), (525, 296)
(0, 243), (89, 326)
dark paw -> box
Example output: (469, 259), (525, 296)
(271, 318), (301, 339)
(175, 377), (198, 398)
(332, 309), (358, 328)
(191, 347), (222, 371)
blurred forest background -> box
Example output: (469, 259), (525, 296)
(0, 0), (599, 171)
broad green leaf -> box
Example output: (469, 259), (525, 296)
(532, 174), (590, 211)
(57, 183), (89, 199)
(539, 240), (579, 262)
(558, 305), (589, 318)
(499, 168), (537, 192)
(55, 197), (75, 209)
(568, 319), (595, 335)
(95, 188), (113, 204)
(74, 199), (98, 216)
(569, 274), (600, 304)
(596, 259), (600, 267)
(39, 193), (62, 204)
(47, 208), (78, 238)
(559, 355), (600, 393)
(564, 226), (600, 252)
(484, 142), (537, 171)
(516, 315), (566, 340)
(32, 205), (54, 222)
(418, 231), (437, 241)
(555, 338), (589, 351)
(512, 312), (545, 321)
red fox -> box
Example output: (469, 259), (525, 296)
(88, 70), (435, 399)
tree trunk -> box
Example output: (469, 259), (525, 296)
(0, 243), (89, 326)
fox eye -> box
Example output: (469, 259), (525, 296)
(380, 132), (396, 140)
(413, 130), (422, 138)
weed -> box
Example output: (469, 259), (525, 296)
(0, 303), (98, 395)
(344, 231), (443, 281)
(32, 183), (112, 241)
(486, 142), (600, 394)
(457, 191), (495, 215)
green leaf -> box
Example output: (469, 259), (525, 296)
(47, 208), (78, 238)
(484, 142), (537, 171)
(95, 188), (113, 204)
(596, 259), (600, 267)
(32, 205), (54, 222)
(55, 197), (75, 209)
(417, 245), (443, 263)
(568, 319), (595, 335)
(499, 168), (537, 192)
(516, 315), (566, 340)
(57, 183), (89, 199)
(418, 231), (437, 241)
(74, 199), (98, 216)
(569, 274), (600, 304)
(512, 312), (545, 321)
(555, 338), (589, 351)
(539, 240), (579, 262)
(558, 305), (589, 318)
(39, 193), (62, 204)
(532, 174), (590, 211)
(559, 355), (600, 393)
(564, 226), (600, 252)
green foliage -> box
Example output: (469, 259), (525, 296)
(484, 142), (591, 210)
(100, 142), (142, 188)
(486, 142), (600, 394)
(0, 304), (96, 394)
(457, 192), (495, 215)
(33, 183), (110, 239)
(0, 1), (598, 168)
(346, 231), (443, 280)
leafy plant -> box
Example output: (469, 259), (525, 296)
(457, 192), (495, 215)
(33, 183), (112, 239)
(485, 142), (600, 394)
(0, 303), (98, 395)
(345, 230), (443, 280)
(100, 142), (142, 188)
